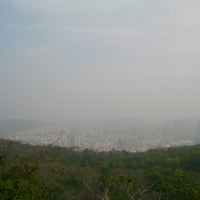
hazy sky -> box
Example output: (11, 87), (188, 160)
(1, 0), (200, 121)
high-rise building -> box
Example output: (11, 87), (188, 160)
(69, 135), (81, 148)
(195, 121), (200, 142)
(117, 137), (129, 151)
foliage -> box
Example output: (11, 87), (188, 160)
(0, 139), (200, 199)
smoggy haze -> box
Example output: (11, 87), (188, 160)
(0, 0), (200, 121)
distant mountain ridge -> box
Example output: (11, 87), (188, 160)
(0, 119), (49, 133)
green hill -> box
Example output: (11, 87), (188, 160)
(0, 139), (200, 199)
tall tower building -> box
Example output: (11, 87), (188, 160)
(195, 121), (200, 142)
(69, 135), (80, 147)
(117, 137), (129, 151)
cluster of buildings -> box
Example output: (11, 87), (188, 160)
(1, 119), (200, 152)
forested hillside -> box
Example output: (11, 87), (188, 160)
(0, 139), (200, 199)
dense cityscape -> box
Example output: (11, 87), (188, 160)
(1, 119), (200, 152)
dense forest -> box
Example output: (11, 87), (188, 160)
(0, 139), (200, 200)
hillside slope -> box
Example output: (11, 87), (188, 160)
(0, 139), (200, 199)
